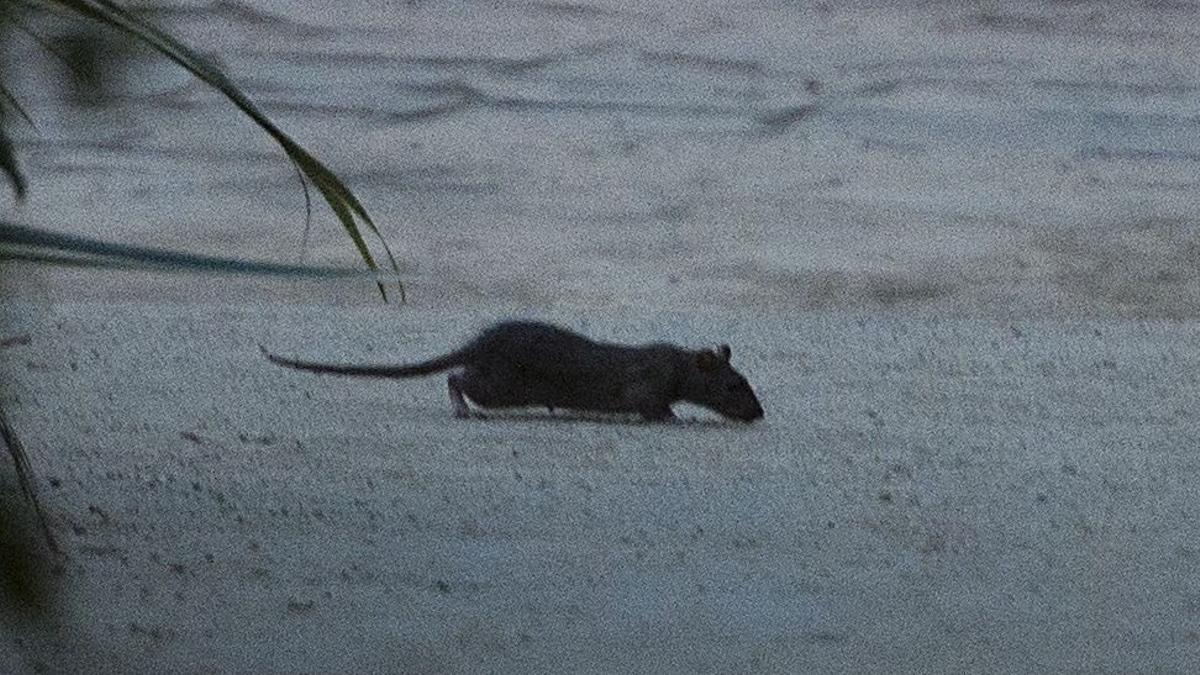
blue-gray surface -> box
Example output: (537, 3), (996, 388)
(3, 302), (1200, 672)
(3, 0), (1200, 672)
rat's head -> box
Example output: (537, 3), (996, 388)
(682, 344), (764, 422)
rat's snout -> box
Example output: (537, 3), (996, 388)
(697, 366), (764, 422)
(728, 390), (764, 422)
(742, 398), (765, 422)
(712, 396), (763, 422)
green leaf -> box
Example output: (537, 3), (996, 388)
(0, 121), (26, 200)
(0, 75), (28, 198)
(11, 0), (403, 299)
(0, 221), (401, 279)
(0, 404), (58, 556)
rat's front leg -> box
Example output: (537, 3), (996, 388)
(624, 383), (676, 422)
(638, 404), (677, 422)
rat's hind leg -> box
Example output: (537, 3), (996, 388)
(447, 372), (473, 418)
(450, 366), (537, 417)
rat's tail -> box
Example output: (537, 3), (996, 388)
(260, 345), (467, 378)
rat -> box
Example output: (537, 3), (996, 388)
(262, 320), (764, 422)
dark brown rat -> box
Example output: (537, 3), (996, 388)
(262, 320), (764, 422)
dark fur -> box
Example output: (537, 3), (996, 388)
(262, 320), (764, 422)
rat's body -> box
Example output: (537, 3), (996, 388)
(263, 320), (764, 422)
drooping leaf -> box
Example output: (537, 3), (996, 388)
(0, 120), (26, 200)
(0, 221), (401, 279)
(0, 80), (35, 129)
(9, 0), (403, 299)
(0, 404), (58, 556)
(48, 0), (401, 299)
(0, 74), (28, 199)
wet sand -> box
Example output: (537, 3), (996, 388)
(2, 300), (1200, 672)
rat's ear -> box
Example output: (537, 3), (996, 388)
(718, 344), (731, 362)
(696, 349), (723, 372)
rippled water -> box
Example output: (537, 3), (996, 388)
(7, 0), (1200, 314)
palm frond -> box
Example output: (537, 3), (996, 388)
(51, 0), (401, 300)
(0, 121), (26, 200)
(0, 221), (401, 279)
(0, 81), (35, 129)
(0, 404), (58, 556)
(4, 0), (403, 299)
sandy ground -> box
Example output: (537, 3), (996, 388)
(4, 0), (1200, 672)
(3, 299), (1200, 672)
